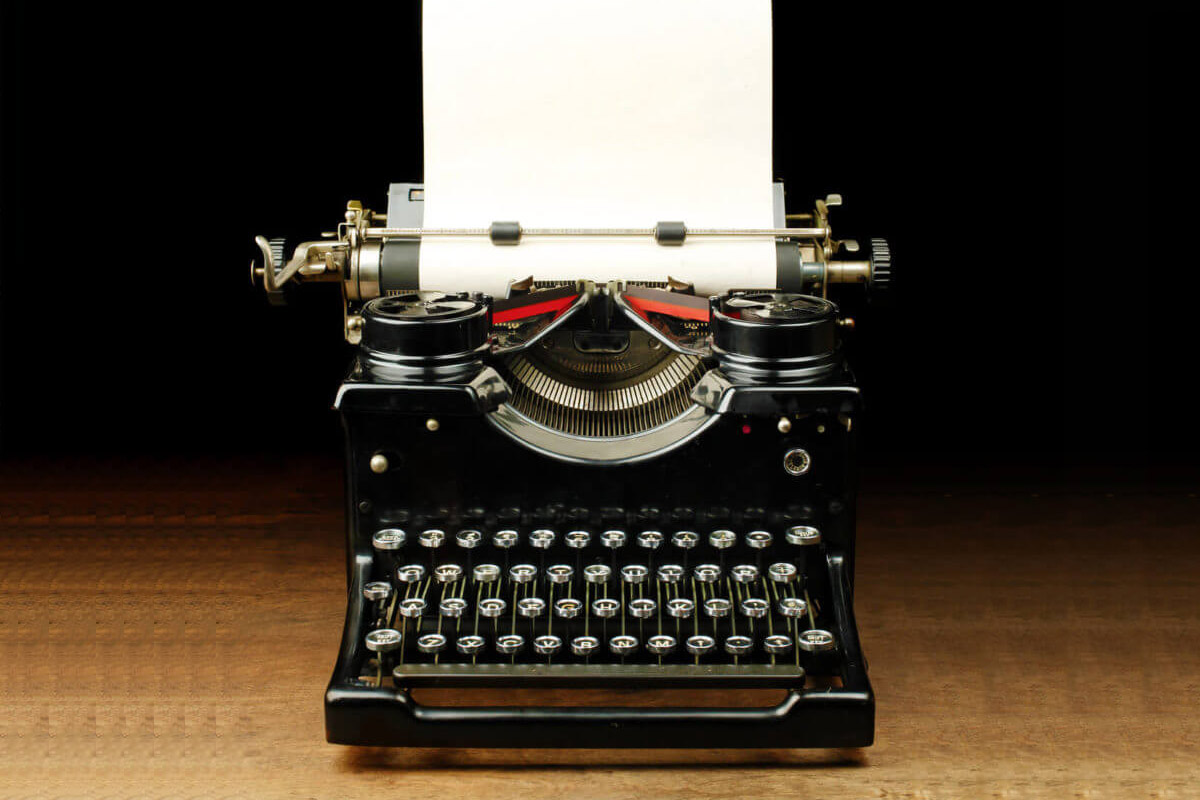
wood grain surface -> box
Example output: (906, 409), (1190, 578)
(1, 458), (1196, 799)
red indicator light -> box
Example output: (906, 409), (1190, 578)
(741, 424), (752, 435)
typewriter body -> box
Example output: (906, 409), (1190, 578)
(253, 182), (889, 748)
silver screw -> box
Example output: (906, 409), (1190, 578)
(369, 453), (390, 474)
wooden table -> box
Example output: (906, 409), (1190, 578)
(2, 458), (1196, 799)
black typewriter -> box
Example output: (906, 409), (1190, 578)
(252, 181), (890, 747)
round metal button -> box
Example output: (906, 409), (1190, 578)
(439, 597), (468, 618)
(621, 564), (649, 584)
(396, 564), (426, 584)
(740, 598), (769, 618)
(565, 530), (591, 549)
(672, 531), (699, 549)
(419, 529), (446, 549)
(509, 564), (537, 584)
(763, 634), (793, 654)
(571, 636), (600, 657)
(365, 628), (403, 653)
(745, 530), (773, 549)
(666, 598), (695, 618)
(731, 564), (759, 584)
(629, 598), (657, 618)
(609, 635), (638, 656)
(479, 598), (507, 618)
(496, 634), (525, 654)
(530, 529), (556, 549)
(685, 634), (715, 655)
(455, 529), (483, 549)
(473, 563), (501, 583)
(417, 633), (447, 654)
(709, 529), (736, 549)
(637, 531), (664, 549)
(767, 562), (798, 584)
(434, 564), (463, 583)
(583, 564), (611, 584)
(704, 598), (732, 618)
(798, 629), (836, 653)
(372, 529), (406, 551)
(554, 598), (582, 618)
(456, 634), (485, 655)
(493, 530), (519, 549)
(785, 525), (821, 546)
(724, 635), (754, 656)
(534, 635), (563, 655)
(600, 530), (627, 549)
(546, 564), (574, 584)
(693, 564), (721, 583)
(517, 597), (546, 618)
(646, 634), (677, 655)
(363, 581), (392, 602)
(777, 596), (809, 618)
(399, 598), (426, 619)
(657, 564), (684, 584)
(591, 598), (620, 618)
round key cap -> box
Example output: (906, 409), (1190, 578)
(666, 598), (695, 618)
(363, 581), (392, 602)
(399, 598), (426, 618)
(637, 531), (664, 550)
(493, 530), (519, 549)
(646, 634), (677, 655)
(455, 529), (483, 549)
(479, 597), (507, 618)
(372, 529), (406, 550)
(685, 634), (715, 656)
(621, 564), (649, 584)
(496, 634), (525, 654)
(740, 598), (770, 619)
(530, 529), (556, 549)
(704, 598), (732, 618)
(509, 564), (537, 584)
(473, 563), (501, 583)
(763, 634), (793, 654)
(583, 564), (611, 584)
(434, 564), (463, 583)
(709, 529), (736, 549)
(419, 529), (446, 549)
(656, 564), (684, 583)
(534, 634), (563, 655)
(439, 597), (468, 618)
(609, 635), (638, 656)
(417, 633), (447, 654)
(396, 564), (426, 584)
(365, 628), (402, 653)
(745, 530), (773, 549)
(554, 598), (583, 618)
(785, 525), (821, 546)
(518, 597), (546, 618)
(731, 564), (759, 584)
(693, 564), (721, 583)
(629, 598), (657, 618)
(777, 596), (809, 618)
(456, 634), (486, 655)
(767, 562), (798, 584)
(571, 636), (600, 657)
(724, 635), (754, 656)
(546, 564), (575, 584)
(672, 531), (699, 550)
(565, 530), (591, 549)
(600, 530), (627, 549)
(798, 629), (836, 653)
(591, 598), (620, 618)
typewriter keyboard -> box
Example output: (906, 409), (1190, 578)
(359, 524), (839, 683)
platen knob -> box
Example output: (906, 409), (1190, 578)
(868, 238), (892, 300)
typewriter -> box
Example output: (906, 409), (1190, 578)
(252, 182), (889, 748)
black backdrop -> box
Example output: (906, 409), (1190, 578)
(0, 2), (1150, 465)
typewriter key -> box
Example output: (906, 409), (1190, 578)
(601, 530), (627, 549)
(767, 562), (798, 583)
(479, 598), (507, 618)
(740, 598), (770, 619)
(785, 525), (821, 546)
(666, 598), (695, 618)
(417, 633), (447, 654)
(591, 598), (620, 618)
(609, 635), (638, 656)
(724, 635), (754, 656)
(731, 564), (759, 583)
(685, 635), (715, 656)
(534, 634), (563, 655)
(656, 564), (684, 583)
(419, 529), (446, 549)
(495, 634), (525, 655)
(439, 597), (468, 618)
(565, 530), (592, 548)
(798, 629), (836, 653)
(456, 530), (483, 549)
(396, 564), (427, 584)
(434, 564), (463, 583)
(704, 598), (732, 618)
(554, 598), (583, 618)
(493, 530), (519, 549)
(646, 634), (677, 655)
(777, 596), (808, 618)
(518, 597), (546, 618)
(571, 636), (600, 657)
(637, 531), (664, 549)
(629, 598), (657, 618)
(456, 635), (486, 655)
(473, 563), (501, 583)
(693, 564), (721, 583)
(363, 581), (393, 602)
(672, 531), (699, 549)
(399, 598), (427, 619)
(365, 628), (403, 653)
(583, 564), (612, 584)
(744, 530), (773, 549)
(709, 529), (736, 549)
(509, 564), (537, 584)
(763, 634), (793, 654)
(529, 529), (556, 549)
(546, 564), (574, 583)
(372, 529), (406, 550)
(621, 564), (649, 584)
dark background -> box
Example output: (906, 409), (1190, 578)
(0, 2), (1153, 468)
